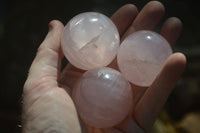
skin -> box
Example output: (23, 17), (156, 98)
(22, 1), (186, 133)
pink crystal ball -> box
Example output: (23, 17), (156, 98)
(61, 12), (120, 70)
(72, 67), (133, 128)
(117, 30), (172, 87)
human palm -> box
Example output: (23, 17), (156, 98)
(22, 1), (186, 133)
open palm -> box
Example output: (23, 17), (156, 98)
(22, 1), (186, 133)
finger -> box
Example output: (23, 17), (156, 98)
(113, 116), (144, 133)
(122, 1), (165, 40)
(160, 17), (183, 46)
(111, 4), (138, 37)
(24, 20), (64, 92)
(110, 1), (165, 108)
(133, 53), (186, 132)
(131, 84), (147, 105)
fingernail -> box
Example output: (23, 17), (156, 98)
(48, 21), (53, 32)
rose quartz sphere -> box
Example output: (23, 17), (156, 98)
(61, 12), (120, 70)
(72, 67), (133, 128)
(117, 30), (172, 87)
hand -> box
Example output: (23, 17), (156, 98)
(22, 1), (186, 133)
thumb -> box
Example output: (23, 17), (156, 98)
(22, 20), (81, 133)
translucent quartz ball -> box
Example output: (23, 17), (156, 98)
(72, 67), (133, 128)
(61, 12), (120, 70)
(117, 30), (172, 87)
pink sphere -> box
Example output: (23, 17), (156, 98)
(117, 30), (172, 87)
(72, 67), (133, 128)
(61, 12), (120, 70)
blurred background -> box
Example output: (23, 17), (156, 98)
(0, 0), (199, 132)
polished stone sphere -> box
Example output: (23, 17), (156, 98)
(117, 30), (172, 87)
(72, 67), (133, 128)
(61, 12), (120, 70)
